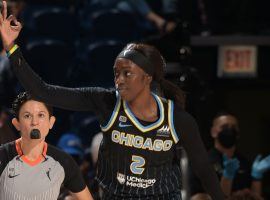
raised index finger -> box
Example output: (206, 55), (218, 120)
(2, 1), (7, 19)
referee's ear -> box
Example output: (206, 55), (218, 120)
(49, 116), (56, 129)
(12, 118), (20, 131)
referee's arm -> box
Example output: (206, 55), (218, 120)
(71, 186), (94, 200)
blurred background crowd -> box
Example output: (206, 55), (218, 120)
(0, 0), (270, 199)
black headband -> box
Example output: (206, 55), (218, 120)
(117, 49), (154, 76)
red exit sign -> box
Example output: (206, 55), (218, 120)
(218, 45), (257, 77)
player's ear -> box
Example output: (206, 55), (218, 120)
(145, 74), (152, 85)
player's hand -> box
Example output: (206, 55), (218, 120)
(222, 155), (240, 180)
(0, 1), (22, 51)
(251, 154), (270, 180)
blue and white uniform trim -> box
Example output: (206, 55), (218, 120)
(168, 100), (179, 143)
(101, 92), (121, 132)
(123, 93), (164, 133)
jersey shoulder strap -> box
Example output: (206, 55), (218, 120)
(167, 99), (180, 144)
(101, 92), (122, 132)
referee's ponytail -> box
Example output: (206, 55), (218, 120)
(118, 43), (186, 109)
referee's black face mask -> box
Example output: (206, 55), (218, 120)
(217, 125), (239, 148)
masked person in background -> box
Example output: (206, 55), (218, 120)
(190, 112), (270, 199)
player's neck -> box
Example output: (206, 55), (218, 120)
(128, 91), (158, 122)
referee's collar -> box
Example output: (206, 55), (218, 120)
(15, 138), (48, 166)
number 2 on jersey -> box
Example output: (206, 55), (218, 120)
(130, 155), (145, 175)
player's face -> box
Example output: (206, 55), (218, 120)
(211, 115), (239, 138)
(12, 100), (55, 141)
(114, 58), (151, 102)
